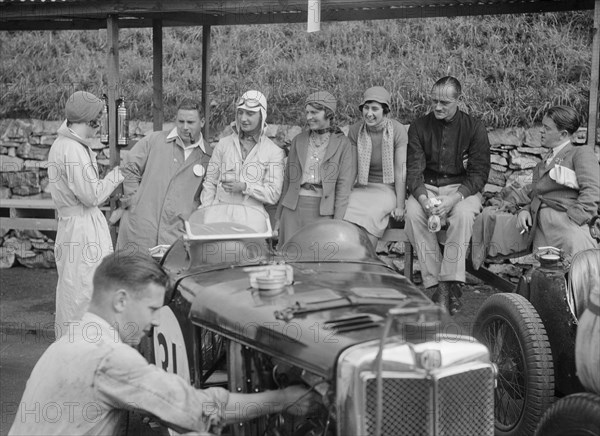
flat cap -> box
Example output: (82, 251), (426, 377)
(306, 91), (337, 113)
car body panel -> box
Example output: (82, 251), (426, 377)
(187, 261), (432, 378)
(149, 204), (495, 435)
(517, 257), (584, 395)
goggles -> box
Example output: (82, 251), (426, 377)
(236, 97), (265, 110)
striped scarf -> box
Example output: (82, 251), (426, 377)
(356, 118), (394, 185)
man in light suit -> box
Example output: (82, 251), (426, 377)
(517, 105), (599, 258)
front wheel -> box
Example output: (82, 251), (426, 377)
(535, 393), (600, 436)
(473, 293), (554, 436)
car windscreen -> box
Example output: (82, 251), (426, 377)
(185, 203), (272, 240)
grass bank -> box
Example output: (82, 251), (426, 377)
(0, 11), (593, 129)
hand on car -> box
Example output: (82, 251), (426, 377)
(281, 385), (322, 416)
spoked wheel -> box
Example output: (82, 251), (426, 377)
(474, 293), (555, 436)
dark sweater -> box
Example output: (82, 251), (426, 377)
(407, 110), (490, 199)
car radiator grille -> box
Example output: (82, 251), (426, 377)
(364, 367), (494, 436)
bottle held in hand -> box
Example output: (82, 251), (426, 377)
(427, 197), (443, 233)
(428, 214), (442, 232)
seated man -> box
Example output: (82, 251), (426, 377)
(405, 76), (491, 315)
(9, 251), (316, 436)
(473, 106), (599, 269)
(516, 106), (599, 258)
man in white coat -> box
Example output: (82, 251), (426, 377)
(47, 91), (124, 336)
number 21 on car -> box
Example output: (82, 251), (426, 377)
(153, 306), (191, 383)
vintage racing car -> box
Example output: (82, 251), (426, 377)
(473, 246), (600, 436)
(142, 203), (497, 436)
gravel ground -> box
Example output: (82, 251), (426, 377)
(0, 266), (56, 329)
(378, 251), (503, 321)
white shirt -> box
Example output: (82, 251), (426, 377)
(166, 128), (206, 161)
(9, 312), (228, 435)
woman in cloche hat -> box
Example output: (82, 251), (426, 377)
(48, 91), (124, 333)
(343, 86), (408, 247)
(275, 91), (356, 247)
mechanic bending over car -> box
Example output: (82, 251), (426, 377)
(405, 76), (491, 316)
(9, 251), (318, 436)
(275, 90), (356, 247)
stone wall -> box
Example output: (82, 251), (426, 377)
(0, 119), (306, 200)
(0, 118), (303, 268)
(1, 118), (598, 269)
(483, 125), (595, 198)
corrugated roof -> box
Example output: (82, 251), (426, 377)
(0, 0), (594, 30)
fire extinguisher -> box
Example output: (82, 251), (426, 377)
(117, 96), (129, 147)
(100, 94), (109, 145)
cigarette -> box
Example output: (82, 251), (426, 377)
(520, 229), (527, 235)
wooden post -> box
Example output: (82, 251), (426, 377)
(589, 0), (600, 153)
(107, 15), (120, 245)
(152, 19), (164, 132)
(202, 25), (212, 141)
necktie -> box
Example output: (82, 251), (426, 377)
(544, 150), (554, 168)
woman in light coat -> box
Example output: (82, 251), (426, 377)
(48, 91), (124, 335)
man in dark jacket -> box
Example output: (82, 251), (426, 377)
(405, 76), (490, 315)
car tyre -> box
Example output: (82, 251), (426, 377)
(473, 292), (554, 436)
(534, 393), (600, 436)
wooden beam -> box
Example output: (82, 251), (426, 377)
(152, 19), (164, 132)
(1, 0), (595, 30)
(466, 262), (516, 293)
(107, 15), (120, 244)
(202, 25), (212, 141)
(107, 16), (119, 169)
(0, 18), (108, 31)
(1, 0), (595, 19)
(589, 0), (600, 150)
(1, 218), (58, 232)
